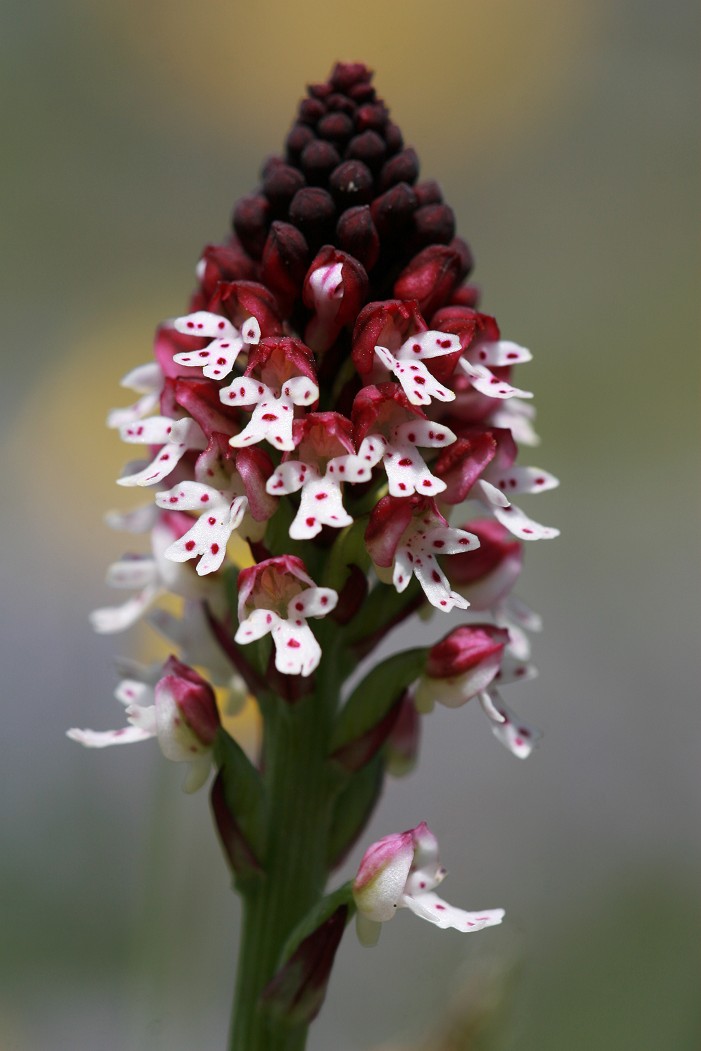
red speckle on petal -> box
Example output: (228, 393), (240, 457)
(262, 413), (279, 421)
(523, 528), (534, 535)
(266, 614), (272, 623)
(199, 350), (209, 358)
(295, 601), (304, 611)
(407, 432), (416, 442)
(287, 638), (301, 648)
(306, 517), (316, 527)
(421, 479), (432, 488)
(431, 570), (441, 583)
(435, 904), (446, 910)
(415, 376), (426, 385)
(211, 543), (219, 554)
(433, 539), (445, 548)
(315, 492), (328, 500)
(458, 537), (470, 545)
(398, 457), (413, 467)
(514, 736), (524, 747)
(507, 351), (518, 359)
(201, 494), (209, 502)
(412, 343), (421, 353)
(185, 540), (196, 551)
(535, 477), (545, 485)
(207, 516), (216, 525)
(321, 595), (328, 605)
(169, 496), (177, 504)
(218, 320), (225, 329)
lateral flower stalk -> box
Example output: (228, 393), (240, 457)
(71, 61), (558, 1051)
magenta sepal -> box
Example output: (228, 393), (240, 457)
(394, 244), (465, 319)
(189, 242), (256, 309)
(302, 246), (368, 354)
(159, 655), (220, 745)
(351, 299), (427, 378)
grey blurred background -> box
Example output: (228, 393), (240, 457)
(2, 0), (699, 1048)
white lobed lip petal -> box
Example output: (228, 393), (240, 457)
(395, 331), (461, 361)
(235, 608), (280, 645)
(106, 557), (158, 589)
(173, 310), (238, 339)
(492, 502), (560, 541)
(173, 336), (244, 380)
(105, 503), (159, 534)
(271, 619), (322, 677)
(66, 724), (154, 748)
(479, 691), (542, 758)
(403, 892), (505, 932)
(90, 586), (161, 634)
(468, 339), (532, 367)
(289, 478), (353, 538)
(375, 346), (455, 406)
(484, 465), (559, 496)
(286, 587), (338, 620)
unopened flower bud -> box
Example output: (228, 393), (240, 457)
(336, 205), (380, 270)
(393, 244), (464, 318)
(415, 625), (509, 712)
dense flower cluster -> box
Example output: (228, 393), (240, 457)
(69, 66), (561, 1047)
(70, 61), (557, 774)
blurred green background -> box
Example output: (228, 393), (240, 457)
(2, 0), (699, 1048)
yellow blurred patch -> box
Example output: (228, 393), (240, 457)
(79, 0), (604, 165)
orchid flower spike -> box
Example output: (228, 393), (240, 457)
(353, 822), (504, 947)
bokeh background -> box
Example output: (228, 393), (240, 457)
(2, 0), (699, 1048)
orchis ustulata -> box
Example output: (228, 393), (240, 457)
(70, 62), (558, 1051)
(353, 821), (504, 946)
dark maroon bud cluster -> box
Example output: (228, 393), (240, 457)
(210, 62), (473, 318)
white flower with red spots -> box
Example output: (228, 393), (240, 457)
(155, 481), (247, 575)
(90, 513), (208, 634)
(374, 330), (461, 406)
(172, 310), (262, 380)
(265, 412), (380, 539)
(458, 339), (534, 401)
(477, 461), (560, 542)
(353, 822), (504, 946)
(221, 338), (319, 452)
(107, 361), (163, 430)
(234, 556), (338, 676)
(67, 657), (220, 792)
(413, 623), (541, 757)
(117, 415), (207, 488)
(366, 496), (479, 611)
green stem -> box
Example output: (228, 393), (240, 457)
(228, 641), (342, 1051)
